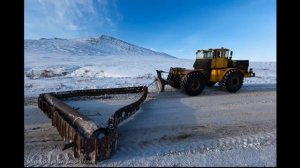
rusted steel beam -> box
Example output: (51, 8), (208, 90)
(38, 86), (148, 163)
(43, 93), (99, 138)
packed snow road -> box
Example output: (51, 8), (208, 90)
(24, 84), (276, 166)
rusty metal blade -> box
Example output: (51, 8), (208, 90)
(38, 86), (148, 163)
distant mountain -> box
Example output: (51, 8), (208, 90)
(25, 35), (176, 58)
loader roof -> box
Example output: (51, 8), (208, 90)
(196, 47), (229, 54)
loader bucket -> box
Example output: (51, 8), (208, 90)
(156, 70), (169, 92)
(38, 86), (148, 163)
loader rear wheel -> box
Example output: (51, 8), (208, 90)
(181, 72), (205, 96)
(206, 81), (216, 87)
(220, 69), (244, 92)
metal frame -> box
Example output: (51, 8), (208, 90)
(38, 86), (148, 163)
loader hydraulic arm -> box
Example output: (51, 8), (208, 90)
(156, 70), (169, 92)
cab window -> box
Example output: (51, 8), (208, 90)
(196, 51), (204, 59)
(204, 52), (213, 58)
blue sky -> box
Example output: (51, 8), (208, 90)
(25, 0), (276, 61)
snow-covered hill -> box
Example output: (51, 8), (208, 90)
(25, 35), (175, 58)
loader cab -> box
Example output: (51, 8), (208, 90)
(196, 49), (213, 59)
(193, 47), (232, 69)
(212, 48), (231, 59)
(194, 49), (213, 70)
(196, 48), (231, 60)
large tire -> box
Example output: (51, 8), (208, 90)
(170, 76), (181, 88)
(206, 81), (216, 87)
(180, 71), (205, 96)
(219, 69), (244, 92)
(167, 67), (182, 88)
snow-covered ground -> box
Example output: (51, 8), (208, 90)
(24, 36), (276, 166)
(24, 53), (276, 97)
(24, 36), (275, 97)
(24, 87), (276, 167)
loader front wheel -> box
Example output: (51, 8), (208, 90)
(167, 68), (182, 88)
(181, 72), (205, 96)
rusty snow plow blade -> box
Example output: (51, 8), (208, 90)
(38, 86), (148, 163)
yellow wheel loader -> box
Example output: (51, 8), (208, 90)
(156, 47), (255, 96)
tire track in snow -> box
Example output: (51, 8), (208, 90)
(113, 131), (276, 158)
(24, 85), (276, 166)
(24, 149), (81, 167)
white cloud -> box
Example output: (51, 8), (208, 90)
(25, 0), (120, 39)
